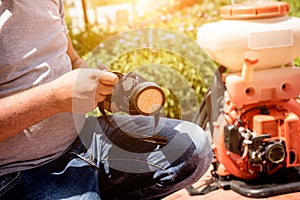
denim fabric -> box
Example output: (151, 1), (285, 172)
(0, 115), (212, 200)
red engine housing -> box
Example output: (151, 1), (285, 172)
(211, 65), (300, 180)
(213, 98), (300, 180)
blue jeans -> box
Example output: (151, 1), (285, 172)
(0, 115), (212, 200)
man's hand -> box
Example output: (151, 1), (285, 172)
(52, 68), (119, 113)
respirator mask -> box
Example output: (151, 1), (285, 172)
(98, 72), (167, 145)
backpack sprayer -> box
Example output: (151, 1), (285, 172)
(189, 0), (300, 197)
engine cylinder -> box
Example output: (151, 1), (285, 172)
(265, 142), (286, 164)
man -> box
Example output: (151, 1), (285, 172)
(0, 1), (212, 199)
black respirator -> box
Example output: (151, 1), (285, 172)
(98, 72), (167, 144)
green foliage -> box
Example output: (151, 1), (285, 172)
(281, 0), (300, 18)
(68, 26), (118, 59)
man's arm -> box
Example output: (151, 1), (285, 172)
(0, 81), (62, 141)
(0, 32), (118, 141)
(66, 34), (83, 70)
(0, 69), (118, 142)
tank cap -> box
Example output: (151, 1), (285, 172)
(219, 2), (289, 19)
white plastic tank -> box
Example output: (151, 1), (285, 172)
(197, 0), (300, 72)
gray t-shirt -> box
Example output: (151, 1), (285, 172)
(0, 0), (80, 176)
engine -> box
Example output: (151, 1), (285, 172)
(213, 94), (300, 180)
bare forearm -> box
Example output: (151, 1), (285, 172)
(0, 82), (61, 141)
(0, 68), (118, 142)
